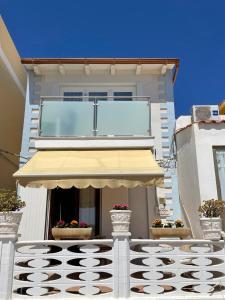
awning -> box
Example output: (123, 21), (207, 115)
(14, 150), (164, 189)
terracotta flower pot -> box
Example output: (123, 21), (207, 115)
(51, 227), (92, 240)
(150, 227), (191, 239)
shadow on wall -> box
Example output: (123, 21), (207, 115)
(0, 152), (19, 189)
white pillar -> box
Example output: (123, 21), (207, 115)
(0, 233), (17, 300)
(113, 232), (130, 298)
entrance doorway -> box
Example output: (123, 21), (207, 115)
(47, 187), (100, 239)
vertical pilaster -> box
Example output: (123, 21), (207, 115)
(113, 232), (130, 298)
(0, 234), (17, 300)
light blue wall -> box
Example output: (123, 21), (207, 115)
(20, 71), (41, 165)
(160, 70), (181, 219)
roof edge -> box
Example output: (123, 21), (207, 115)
(21, 57), (179, 83)
(176, 120), (225, 134)
(21, 57), (179, 64)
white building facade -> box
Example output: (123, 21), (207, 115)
(15, 58), (181, 240)
(176, 107), (225, 238)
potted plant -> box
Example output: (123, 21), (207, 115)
(152, 219), (163, 228)
(164, 222), (173, 228)
(150, 219), (191, 239)
(174, 219), (184, 228)
(51, 219), (92, 240)
(0, 189), (25, 236)
(198, 199), (225, 240)
(110, 204), (132, 233)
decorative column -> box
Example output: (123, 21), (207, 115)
(113, 232), (131, 298)
(110, 209), (132, 298)
(0, 212), (22, 300)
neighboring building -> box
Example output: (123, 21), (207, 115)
(13, 58), (181, 240)
(176, 104), (225, 238)
(0, 17), (26, 188)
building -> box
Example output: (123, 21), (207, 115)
(13, 58), (181, 240)
(2, 21), (225, 300)
(176, 104), (225, 238)
(0, 17), (26, 188)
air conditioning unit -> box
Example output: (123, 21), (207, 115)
(192, 105), (220, 122)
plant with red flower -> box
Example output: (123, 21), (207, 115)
(54, 219), (90, 228)
(56, 220), (66, 228)
(113, 204), (129, 210)
(79, 221), (88, 228)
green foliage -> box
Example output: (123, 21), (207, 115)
(174, 219), (184, 228)
(152, 219), (184, 228)
(164, 222), (173, 228)
(198, 199), (225, 218)
(0, 189), (25, 212)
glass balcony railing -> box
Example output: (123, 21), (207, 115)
(39, 96), (151, 137)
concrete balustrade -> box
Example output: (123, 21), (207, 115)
(2, 229), (225, 299)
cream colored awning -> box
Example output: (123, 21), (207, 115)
(14, 150), (164, 189)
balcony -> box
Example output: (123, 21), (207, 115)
(39, 96), (151, 138)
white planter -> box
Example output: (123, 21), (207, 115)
(110, 210), (132, 232)
(0, 211), (23, 236)
(200, 217), (222, 240)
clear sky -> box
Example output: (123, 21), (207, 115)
(1, 0), (225, 116)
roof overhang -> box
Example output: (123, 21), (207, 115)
(21, 57), (179, 82)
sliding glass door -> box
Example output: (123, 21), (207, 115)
(47, 187), (100, 239)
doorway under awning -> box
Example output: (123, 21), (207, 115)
(13, 149), (164, 189)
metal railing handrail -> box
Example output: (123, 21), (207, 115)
(38, 96), (151, 137)
(40, 95), (151, 100)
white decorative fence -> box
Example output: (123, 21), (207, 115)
(9, 238), (225, 299)
(12, 240), (114, 298)
(130, 239), (225, 297)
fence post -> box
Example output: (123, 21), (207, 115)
(113, 231), (131, 298)
(0, 230), (18, 299)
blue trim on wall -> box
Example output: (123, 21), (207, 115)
(20, 74), (32, 166)
(161, 122), (169, 129)
(161, 131), (169, 138)
(162, 71), (181, 219)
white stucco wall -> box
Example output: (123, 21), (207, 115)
(194, 123), (225, 200)
(129, 187), (149, 238)
(176, 117), (225, 238)
(39, 73), (160, 99)
(18, 186), (47, 240)
(101, 187), (129, 238)
(176, 125), (202, 238)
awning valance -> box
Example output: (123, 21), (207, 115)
(14, 150), (164, 189)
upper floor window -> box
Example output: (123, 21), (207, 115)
(62, 87), (135, 101)
(64, 92), (83, 101)
(88, 92), (108, 101)
(113, 92), (133, 101)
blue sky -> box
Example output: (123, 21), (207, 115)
(1, 0), (225, 116)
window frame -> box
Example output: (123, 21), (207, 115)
(213, 147), (225, 199)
